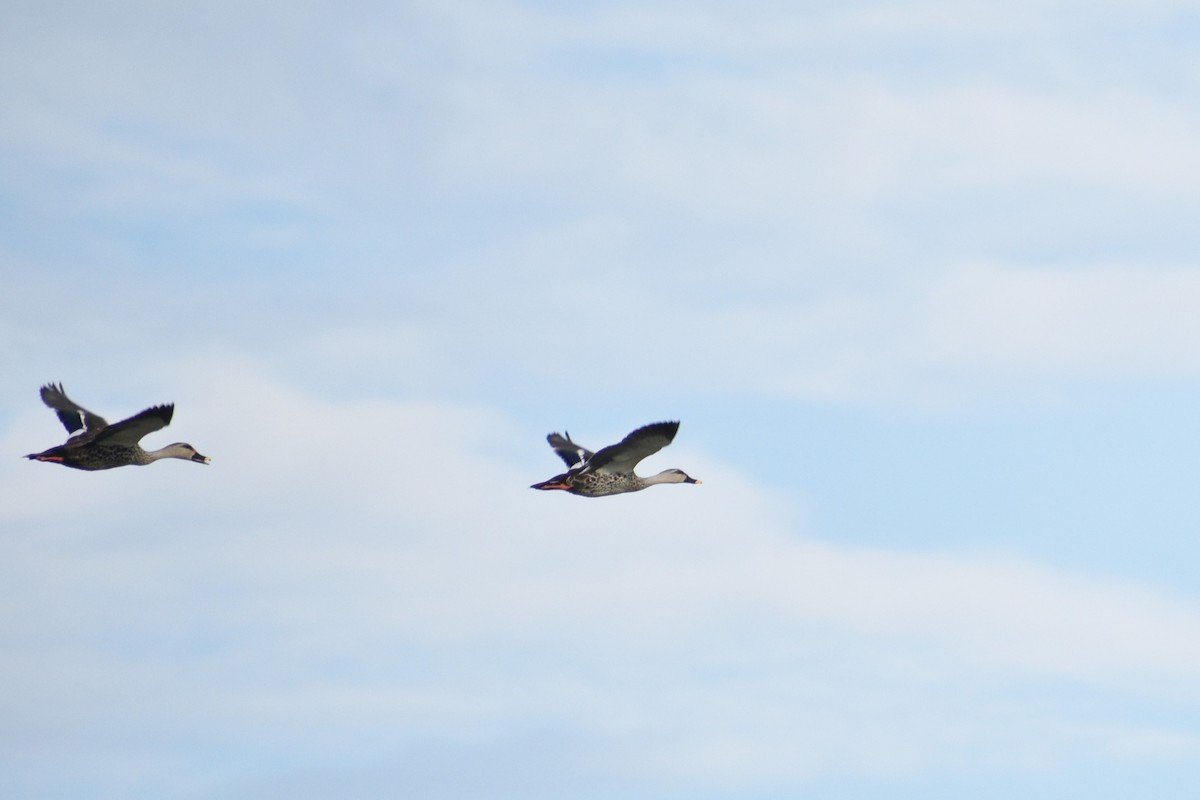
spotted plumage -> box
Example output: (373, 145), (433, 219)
(25, 383), (211, 471)
(531, 421), (700, 497)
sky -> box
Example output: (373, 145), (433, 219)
(3, 0), (1200, 797)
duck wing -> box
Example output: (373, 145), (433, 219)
(39, 383), (108, 437)
(91, 404), (174, 446)
(547, 431), (594, 468)
(585, 421), (680, 475)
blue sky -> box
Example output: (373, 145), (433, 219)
(3, 1), (1200, 798)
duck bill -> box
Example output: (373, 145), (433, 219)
(530, 479), (571, 491)
(685, 477), (701, 484)
(192, 452), (212, 464)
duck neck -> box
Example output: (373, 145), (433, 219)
(144, 444), (193, 462)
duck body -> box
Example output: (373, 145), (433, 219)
(531, 421), (700, 497)
(25, 383), (210, 471)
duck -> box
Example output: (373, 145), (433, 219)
(531, 421), (700, 497)
(25, 382), (211, 471)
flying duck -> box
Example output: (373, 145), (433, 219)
(531, 420), (700, 497)
(25, 382), (210, 471)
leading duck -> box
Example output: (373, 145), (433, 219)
(531, 420), (700, 497)
(25, 383), (210, 471)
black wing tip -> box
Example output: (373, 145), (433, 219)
(633, 420), (681, 438)
(125, 403), (175, 427)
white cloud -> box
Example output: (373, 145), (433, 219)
(626, 260), (1200, 405)
(2, 358), (1199, 797)
(6, 3), (1200, 791)
(8, 0), (1200, 226)
(913, 262), (1200, 375)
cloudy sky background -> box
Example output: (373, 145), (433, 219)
(4, 0), (1200, 797)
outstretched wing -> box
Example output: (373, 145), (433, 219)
(547, 431), (594, 469)
(585, 421), (680, 475)
(39, 383), (108, 436)
(92, 404), (174, 446)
